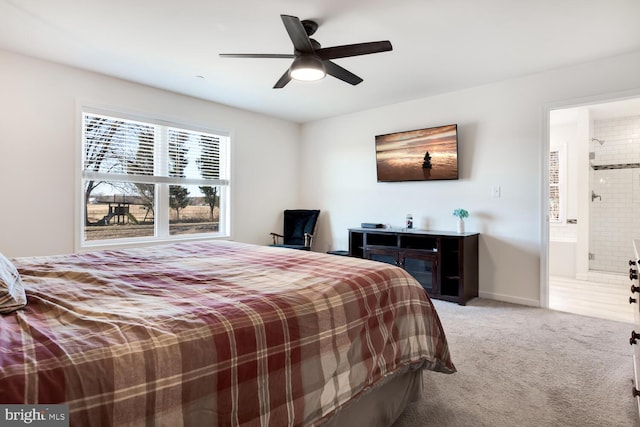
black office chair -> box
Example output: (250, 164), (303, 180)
(270, 209), (320, 251)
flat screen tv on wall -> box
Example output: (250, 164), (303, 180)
(375, 124), (458, 182)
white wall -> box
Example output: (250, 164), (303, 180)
(300, 51), (640, 306)
(0, 49), (300, 257)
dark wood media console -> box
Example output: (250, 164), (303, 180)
(348, 228), (479, 305)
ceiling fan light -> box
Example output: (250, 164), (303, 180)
(289, 55), (326, 81)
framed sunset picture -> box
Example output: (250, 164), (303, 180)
(375, 124), (458, 182)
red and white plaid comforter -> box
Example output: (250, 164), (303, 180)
(0, 240), (454, 426)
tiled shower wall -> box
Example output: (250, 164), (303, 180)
(590, 115), (640, 272)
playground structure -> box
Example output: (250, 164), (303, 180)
(95, 201), (139, 226)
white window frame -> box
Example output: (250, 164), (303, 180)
(76, 106), (231, 250)
(548, 142), (567, 224)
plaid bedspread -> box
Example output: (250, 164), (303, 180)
(1, 240), (454, 426)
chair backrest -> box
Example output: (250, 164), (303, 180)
(283, 210), (320, 246)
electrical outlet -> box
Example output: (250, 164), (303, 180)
(492, 186), (501, 198)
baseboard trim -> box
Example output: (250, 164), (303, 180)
(478, 291), (540, 307)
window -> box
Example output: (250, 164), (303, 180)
(548, 145), (565, 224)
(80, 110), (230, 248)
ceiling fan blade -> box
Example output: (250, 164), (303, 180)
(219, 53), (294, 59)
(324, 61), (363, 86)
(273, 70), (292, 89)
(316, 41), (392, 60)
(280, 15), (314, 53)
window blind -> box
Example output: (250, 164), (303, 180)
(549, 150), (560, 222)
(82, 113), (229, 186)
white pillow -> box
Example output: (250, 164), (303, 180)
(0, 253), (27, 314)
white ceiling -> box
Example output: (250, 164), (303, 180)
(1, 0), (640, 123)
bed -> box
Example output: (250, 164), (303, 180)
(0, 240), (455, 426)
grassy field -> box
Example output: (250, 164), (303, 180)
(85, 204), (219, 240)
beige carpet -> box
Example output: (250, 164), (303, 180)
(393, 298), (639, 427)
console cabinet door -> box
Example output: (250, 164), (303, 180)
(364, 246), (399, 266)
(400, 250), (438, 297)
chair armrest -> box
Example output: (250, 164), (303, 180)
(270, 232), (284, 245)
(304, 232), (314, 248)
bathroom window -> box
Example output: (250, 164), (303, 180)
(548, 145), (566, 223)
(549, 150), (560, 222)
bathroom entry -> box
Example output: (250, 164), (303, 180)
(547, 97), (640, 322)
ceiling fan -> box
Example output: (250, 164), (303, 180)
(219, 14), (393, 88)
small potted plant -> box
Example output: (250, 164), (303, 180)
(452, 208), (469, 233)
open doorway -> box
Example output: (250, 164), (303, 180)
(547, 96), (640, 323)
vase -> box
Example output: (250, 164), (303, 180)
(457, 218), (465, 233)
